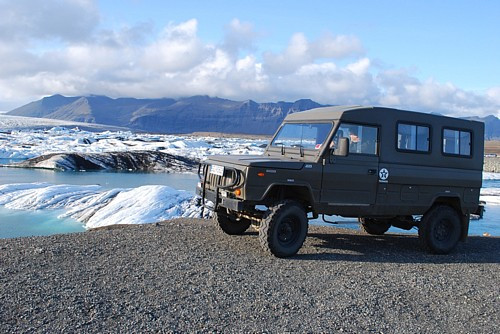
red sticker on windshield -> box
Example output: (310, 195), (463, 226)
(315, 144), (321, 149)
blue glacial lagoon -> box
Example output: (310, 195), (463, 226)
(0, 206), (85, 238)
(1, 165), (499, 238)
(0, 167), (199, 238)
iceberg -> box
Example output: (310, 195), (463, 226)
(0, 183), (208, 229)
(0, 121), (268, 162)
(483, 172), (500, 180)
(480, 188), (500, 206)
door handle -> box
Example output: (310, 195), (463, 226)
(368, 169), (377, 175)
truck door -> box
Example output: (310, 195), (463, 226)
(321, 123), (379, 205)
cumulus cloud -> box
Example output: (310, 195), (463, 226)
(263, 33), (311, 75)
(376, 70), (499, 116)
(222, 19), (257, 56)
(0, 0), (99, 43)
(486, 87), (500, 105)
(98, 22), (155, 48)
(141, 19), (213, 73)
(310, 33), (364, 59)
(263, 32), (363, 75)
(0, 3), (498, 118)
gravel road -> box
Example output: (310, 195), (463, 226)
(1, 219), (499, 333)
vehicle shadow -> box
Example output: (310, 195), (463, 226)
(295, 231), (500, 264)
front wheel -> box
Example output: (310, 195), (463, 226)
(418, 205), (462, 254)
(214, 210), (251, 235)
(259, 200), (308, 257)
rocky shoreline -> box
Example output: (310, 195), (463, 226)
(4, 150), (198, 172)
(1, 219), (498, 333)
(484, 157), (500, 173)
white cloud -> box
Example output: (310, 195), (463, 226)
(0, 6), (498, 118)
(0, 42), (39, 76)
(263, 33), (311, 75)
(98, 22), (155, 48)
(263, 33), (364, 75)
(346, 58), (371, 76)
(310, 33), (364, 59)
(487, 87), (500, 105)
(222, 19), (257, 56)
(276, 60), (378, 105)
(0, 0), (99, 43)
(142, 19), (212, 73)
(376, 70), (499, 117)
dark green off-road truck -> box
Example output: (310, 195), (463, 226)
(197, 106), (485, 257)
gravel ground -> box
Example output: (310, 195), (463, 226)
(1, 219), (499, 333)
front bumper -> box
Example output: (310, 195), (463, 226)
(196, 186), (245, 212)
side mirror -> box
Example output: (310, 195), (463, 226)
(333, 137), (349, 157)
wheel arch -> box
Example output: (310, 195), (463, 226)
(261, 184), (315, 211)
(429, 196), (463, 215)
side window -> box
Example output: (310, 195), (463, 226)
(397, 123), (430, 152)
(332, 123), (378, 155)
(443, 128), (472, 156)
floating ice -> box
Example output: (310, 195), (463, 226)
(0, 183), (207, 229)
(0, 116), (268, 162)
(483, 172), (500, 180)
(481, 188), (500, 206)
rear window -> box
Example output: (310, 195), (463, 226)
(443, 128), (471, 156)
(397, 123), (430, 152)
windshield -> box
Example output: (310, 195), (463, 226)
(271, 123), (332, 150)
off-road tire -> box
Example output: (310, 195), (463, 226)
(214, 210), (251, 235)
(418, 205), (462, 254)
(259, 200), (308, 258)
(359, 218), (391, 235)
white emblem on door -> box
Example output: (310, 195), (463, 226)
(379, 168), (389, 181)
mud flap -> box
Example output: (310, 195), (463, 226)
(200, 164), (209, 217)
(473, 201), (485, 219)
(460, 214), (470, 242)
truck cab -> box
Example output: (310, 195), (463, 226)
(197, 106), (485, 257)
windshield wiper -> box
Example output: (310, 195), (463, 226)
(291, 144), (305, 157)
(274, 142), (285, 155)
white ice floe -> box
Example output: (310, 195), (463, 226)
(0, 181), (498, 235)
(0, 183), (206, 229)
(480, 188), (500, 206)
(0, 122), (268, 162)
(483, 172), (500, 180)
(0, 183), (101, 210)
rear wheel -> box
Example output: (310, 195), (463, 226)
(418, 205), (462, 254)
(359, 218), (391, 235)
(214, 210), (251, 235)
(259, 200), (308, 258)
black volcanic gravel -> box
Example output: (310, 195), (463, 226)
(1, 219), (499, 333)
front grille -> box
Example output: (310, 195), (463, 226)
(200, 163), (241, 190)
(207, 170), (234, 189)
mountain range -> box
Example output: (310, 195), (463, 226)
(461, 115), (500, 140)
(7, 95), (322, 135)
(7, 94), (500, 138)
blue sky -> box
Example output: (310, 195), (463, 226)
(99, 0), (499, 90)
(0, 0), (499, 117)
